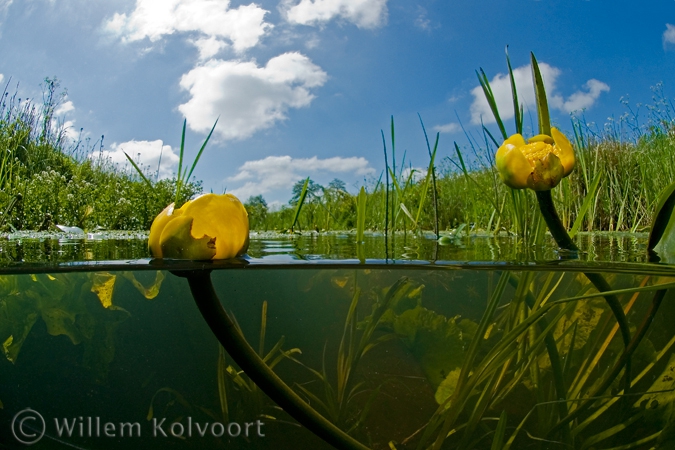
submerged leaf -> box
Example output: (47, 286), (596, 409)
(553, 299), (604, 352)
(41, 308), (82, 344)
(91, 272), (117, 309)
(635, 353), (675, 426)
(123, 271), (165, 300)
(0, 294), (39, 363)
(381, 303), (477, 388)
(434, 368), (462, 406)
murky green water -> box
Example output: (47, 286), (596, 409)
(1, 234), (674, 449)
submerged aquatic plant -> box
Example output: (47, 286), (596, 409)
(0, 271), (163, 387)
(289, 276), (415, 434)
(147, 301), (301, 429)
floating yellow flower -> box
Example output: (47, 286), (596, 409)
(149, 193), (249, 260)
(495, 127), (575, 191)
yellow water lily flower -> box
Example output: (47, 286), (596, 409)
(495, 127), (575, 191)
(149, 193), (249, 260)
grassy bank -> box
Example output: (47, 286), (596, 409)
(249, 87), (675, 235)
(2, 77), (673, 235)
(0, 78), (200, 231)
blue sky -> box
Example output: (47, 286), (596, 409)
(1, 0), (675, 207)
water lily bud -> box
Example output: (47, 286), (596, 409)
(149, 193), (249, 260)
(495, 127), (575, 191)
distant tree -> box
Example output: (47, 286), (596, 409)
(327, 178), (346, 192)
(322, 178), (355, 229)
(289, 178), (323, 205)
(245, 194), (268, 230)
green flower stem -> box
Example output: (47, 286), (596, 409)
(535, 189), (633, 397)
(178, 270), (371, 450)
(535, 190), (578, 252)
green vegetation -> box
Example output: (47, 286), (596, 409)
(2, 76), (674, 236)
(247, 84), (675, 236)
(0, 78), (200, 231)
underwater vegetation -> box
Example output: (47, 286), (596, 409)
(0, 271), (164, 381)
(5, 266), (671, 450)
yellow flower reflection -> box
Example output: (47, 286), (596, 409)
(149, 193), (249, 260)
(495, 127), (575, 191)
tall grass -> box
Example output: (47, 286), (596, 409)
(4, 75), (674, 235)
(254, 88), (675, 235)
(0, 78), (201, 231)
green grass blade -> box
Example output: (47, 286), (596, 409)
(530, 53), (551, 136)
(570, 170), (603, 238)
(381, 129), (390, 236)
(554, 280), (675, 304)
(399, 202), (416, 227)
(185, 117), (218, 182)
(290, 177), (310, 232)
(175, 119), (187, 206)
(454, 142), (500, 211)
(258, 300), (267, 357)
(477, 68), (508, 140)
(217, 346), (229, 423)
(123, 151), (153, 188)
(418, 114), (440, 237)
(505, 47), (523, 135)
(491, 411), (508, 450)
(483, 125), (500, 148)
(356, 186), (366, 243)
(391, 115), (396, 184)
(415, 132), (439, 226)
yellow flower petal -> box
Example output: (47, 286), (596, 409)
(182, 193), (249, 260)
(148, 203), (183, 258)
(496, 134), (531, 189)
(495, 129), (576, 191)
(551, 127), (576, 176)
(159, 215), (217, 260)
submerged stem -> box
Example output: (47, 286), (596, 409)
(178, 270), (371, 450)
(535, 190), (633, 412)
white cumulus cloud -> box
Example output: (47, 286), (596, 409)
(103, 0), (272, 53)
(178, 52), (328, 140)
(54, 100), (75, 116)
(549, 79), (610, 113)
(282, 0), (388, 29)
(664, 24), (675, 48)
(432, 122), (460, 134)
(190, 36), (229, 60)
(93, 140), (180, 180)
(469, 62), (610, 125)
(227, 155), (375, 200)
(50, 98), (80, 141)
